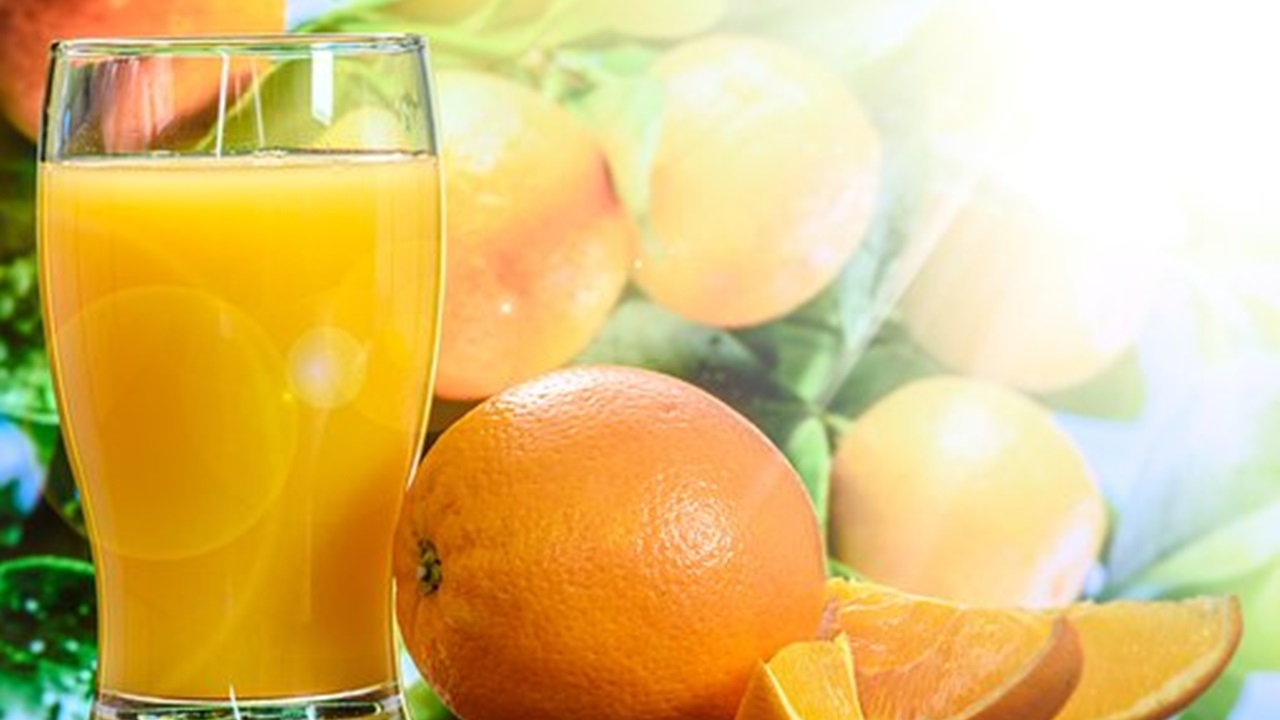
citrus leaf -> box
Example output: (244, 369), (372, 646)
(558, 46), (662, 221)
(404, 679), (457, 720)
(721, 0), (946, 76)
(1180, 668), (1246, 720)
(825, 557), (861, 580)
(0, 257), (55, 425)
(41, 437), (84, 540)
(0, 420), (42, 550)
(576, 295), (800, 417)
(1103, 353), (1280, 594)
(781, 416), (833, 527)
(1216, 673), (1280, 720)
(733, 298), (847, 408)
(0, 556), (96, 720)
(1117, 501), (1280, 600)
(302, 0), (585, 62)
(825, 325), (942, 422)
(1170, 561), (1280, 719)
(1037, 348), (1146, 420)
(287, 0), (385, 30)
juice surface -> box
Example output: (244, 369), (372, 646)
(39, 153), (442, 699)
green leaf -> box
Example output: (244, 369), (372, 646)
(0, 263), (55, 425)
(826, 324), (942, 422)
(1117, 501), (1280, 600)
(1233, 560), (1280, 673)
(1180, 668), (1246, 720)
(404, 679), (457, 720)
(1036, 348), (1146, 420)
(42, 436), (85, 540)
(302, 0), (590, 63)
(1168, 560), (1280, 719)
(780, 416), (833, 527)
(733, 290), (855, 408)
(576, 295), (801, 422)
(0, 556), (96, 720)
(0, 420), (44, 550)
(1103, 354), (1280, 595)
(558, 48), (663, 221)
(288, 0), (398, 31)
(826, 557), (861, 580)
(722, 0), (947, 77)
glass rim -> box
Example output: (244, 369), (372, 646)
(51, 33), (428, 58)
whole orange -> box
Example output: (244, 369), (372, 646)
(0, 0), (284, 140)
(634, 35), (881, 328)
(828, 376), (1107, 607)
(434, 70), (635, 400)
(394, 365), (828, 720)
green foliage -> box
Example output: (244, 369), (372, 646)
(0, 556), (96, 720)
(1102, 356), (1280, 597)
(404, 679), (457, 720)
(1038, 348), (1147, 420)
(0, 127), (54, 426)
(1095, 354), (1280, 718)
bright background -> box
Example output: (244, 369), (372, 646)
(1, 1), (1279, 718)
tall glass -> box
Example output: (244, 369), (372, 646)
(37, 35), (443, 719)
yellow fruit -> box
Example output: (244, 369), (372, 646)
(829, 376), (1106, 607)
(826, 581), (1242, 720)
(635, 35), (881, 328)
(394, 365), (828, 720)
(316, 107), (407, 150)
(830, 580), (1083, 720)
(735, 635), (864, 720)
(433, 70), (634, 400)
(1053, 597), (1243, 720)
(899, 167), (1179, 393)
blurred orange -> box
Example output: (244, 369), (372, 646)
(395, 365), (828, 720)
(433, 70), (634, 400)
(0, 0), (284, 140)
(899, 166), (1181, 393)
(829, 376), (1107, 608)
(634, 35), (881, 328)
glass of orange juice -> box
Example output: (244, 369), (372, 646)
(37, 35), (442, 719)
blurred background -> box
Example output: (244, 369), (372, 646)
(1, 0), (1278, 718)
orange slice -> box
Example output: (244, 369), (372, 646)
(829, 580), (1083, 720)
(735, 635), (864, 720)
(1051, 597), (1242, 720)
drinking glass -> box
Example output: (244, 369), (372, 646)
(37, 35), (443, 720)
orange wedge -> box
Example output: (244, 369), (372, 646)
(829, 580), (1083, 720)
(735, 635), (864, 720)
(1051, 597), (1242, 720)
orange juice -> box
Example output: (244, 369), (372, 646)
(39, 153), (442, 700)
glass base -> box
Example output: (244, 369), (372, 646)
(92, 683), (404, 720)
